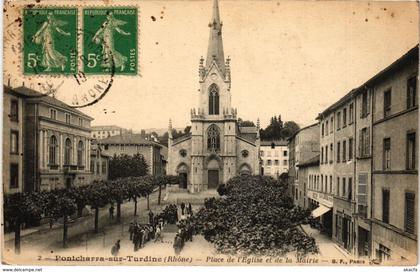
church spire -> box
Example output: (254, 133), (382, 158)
(206, 0), (225, 74)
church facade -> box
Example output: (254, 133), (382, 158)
(167, 0), (260, 193)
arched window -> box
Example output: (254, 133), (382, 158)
(207, 124), (220, 151)
(77, 140), (84, 166)
(64, 138), (72, 165)
(49, 135), (57, 165)
(208, 85), (219, 115)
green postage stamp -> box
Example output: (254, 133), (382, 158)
(23, 8), (78, 75)
(83, 8), (138, 75)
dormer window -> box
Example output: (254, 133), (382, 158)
(208, 84), (219, 115)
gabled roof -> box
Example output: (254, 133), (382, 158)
(297, 154), (320, 168)
(172, 133), (192, 145)
(260, 140), (288, 147)
(239, 126), (257, 134)
(99, 133), (162, 148)
(7, 86), (93, 120)
(287, 123), (319, 142)
(92, 125), (127, 131)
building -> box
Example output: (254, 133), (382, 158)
(314, 45), (418, 262)
(3, 86), (25, 194)
(98, 133), (165, 176)
(91, 125), (129, 139)
(260, 140), (289, 178)
(166, 0), (260, 193)
(298, 154), (334, 236)
(318, 90), (357, 254)
(369, 46), (418, 263)
(90, 140), (110, 181)
(3, 86), (94, 192)
(287, 123), (320, 206)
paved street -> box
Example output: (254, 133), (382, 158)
(4, 188), (352, 265)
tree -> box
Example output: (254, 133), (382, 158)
(141, 175), (155, 210)
(86, 182), (110, 233)
(3, 192), (45, 254)
(107, 179), (130, 223)
(238, 118), (255, 127)
(109, 154), (149, 180)
(154, 176), (168, 205)
(281, 121), (300, 139)
(67, 185), (90, 217)
(46, 190), (77, 248)
(192, 175), (318, 256)
(260, 115), (300, 140)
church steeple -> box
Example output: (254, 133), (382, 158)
(206, 0), (225, 74)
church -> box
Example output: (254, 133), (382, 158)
(167, 0), (260, 193)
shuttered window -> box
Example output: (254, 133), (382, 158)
(405, 192), (415, 234)
(407, 76), (417, 109)
(382, 189), (390, 224)
(383, 138), (391, 170)
(407, 133), (416, 170)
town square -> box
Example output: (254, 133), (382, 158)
(1, 0), (419, 267)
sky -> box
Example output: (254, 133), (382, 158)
(4, 0), (419, 133)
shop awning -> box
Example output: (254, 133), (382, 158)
(311, 205), (331, 218)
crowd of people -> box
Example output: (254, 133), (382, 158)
(111, 202), (196, 256)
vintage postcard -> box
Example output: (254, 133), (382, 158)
(1, 0), (419, 268)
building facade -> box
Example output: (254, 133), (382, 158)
(3, 86), (94, 193)
(166, 0), (260, 193)
(98, 133), (165, 176)
(260, 140), (289, 178)
(319, 92), (357, 254)
(287, 123), (320, 207)
(3, 86), (25, 194)
(91, 125), (129, 139)
(370, 47), (418, 263)
(311, 46), (418, 262)
(90, 140), (110, 182)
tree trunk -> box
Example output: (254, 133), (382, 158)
(158, 185), (162, 205)
(77, 204), (83, 217)
(14, 221), (21, 255)
(134, 198), (137, 216)
(147, 195), (150, 210)
(116, 201), (121, 223)
(94, 207), (99, 233)
(63, 214), (68, 248)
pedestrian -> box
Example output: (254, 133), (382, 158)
(49, 217), (54, 229)
(174, 234), (182, 255)
(129, 222), (134, 241)
(111, 240), (121, 256)
(180, 202), (185, 215)
(139, 228), (145, 248)
(148, 210), (154, 225)
(109, 205), (115, 219)
(154, 225), (163, 243)
(188, 203), (192, 215)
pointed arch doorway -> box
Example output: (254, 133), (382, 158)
(207, 158), (220, 189)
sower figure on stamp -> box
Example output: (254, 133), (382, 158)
(32, 12), (70, 72)
(92, 12), (131, 72)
